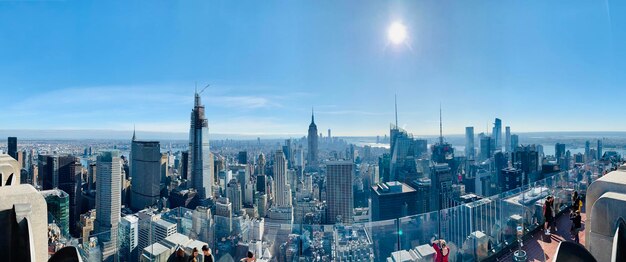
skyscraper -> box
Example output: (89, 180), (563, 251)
(257, 152), (266, 176)
(58, 156), (82, 237)
(191, 206), (214, 245)
(505, 126), (511, 152)
(41, 189), (70, 237)
(130, 133), (162, 211)
(412, 178), (432, 214)
(189, 91), (214, 199)
(432, 163), (453, 210)
(465, 127), (475, 160)
(501, 167), (523, 191)
(370, 181), (418, 221)
(511, 134), (519, 151)
(7, 137), (17, 160)
(215, 197), (233, 239)
(95, 150), (122, 261)
(307, 109), (319, 166)
(512, 145), (539, 183)
(38, 155), (58, 190)
(273, 150), (291, 207)
(326, 161), (354, 224)
(492, 118), (502, 151)
(180, 151), (189, 180)
(119, 215), (138, 262)
(284, 139), (295, 168)
(226, 179), (242, 214)
(585, 140), (591, 162)
(479, 136), (493, 160)
(238, 151), (248, 165)
(597, 139), (603, 160)
(555, 143), (566, 159)
(38, 155), (82, 237)
(390, 124), (428, 181)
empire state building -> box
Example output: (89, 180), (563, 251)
(189, 92), (214, 199)
(307, 109), (318, 166)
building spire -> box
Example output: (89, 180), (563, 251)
(439, 103), (444, 145)
(194, 85), (200, 107)
(311, 107), (315, 124)
(132, 124), (136, 141)
(394, 94), (398, 128)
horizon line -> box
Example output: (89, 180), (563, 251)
(0, 128), (624, 138)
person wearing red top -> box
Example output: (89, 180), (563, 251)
(431, 239), (450, 262)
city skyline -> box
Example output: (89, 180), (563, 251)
(2, 1), (626, 261)
(1, 1), (626, 136)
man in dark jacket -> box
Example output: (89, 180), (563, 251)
(202, 245), (213, 262)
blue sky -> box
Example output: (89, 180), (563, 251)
(0, 0), (625, 137)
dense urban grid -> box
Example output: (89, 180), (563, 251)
(1, 91), (625, 262)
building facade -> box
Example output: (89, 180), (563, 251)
(131, 138), (162, 211)
(273, 150), (291, 207)
(326, 161), (354, 224)
(95, 150), (122, 261)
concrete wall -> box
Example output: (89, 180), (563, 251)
(0, 186), (48, 261)
(585, 168), (626, 262)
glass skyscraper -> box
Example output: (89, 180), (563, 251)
(189, 92), (214, 199)
(492, 118), (502, 151)
(465, 127), (475, 160)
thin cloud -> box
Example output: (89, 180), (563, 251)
(209, 116), (303, 135)
(317, 110), (385, 116)
(206, 95), (280, 109)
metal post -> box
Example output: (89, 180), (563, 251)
(438, 189), (443, 262)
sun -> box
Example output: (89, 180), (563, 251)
(388, 22), (407, 45)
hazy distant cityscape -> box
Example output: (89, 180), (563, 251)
(1, 91), (625, 262)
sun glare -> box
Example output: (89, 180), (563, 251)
(388, 22), (407, 45)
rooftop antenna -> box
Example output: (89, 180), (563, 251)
(132, 124), (136, 141)
(395, 94), (398, 128)
(311, 107), (315, 123)
(439, 103), (444, 144)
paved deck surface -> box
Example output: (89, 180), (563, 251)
(496, 210), (586, 262)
